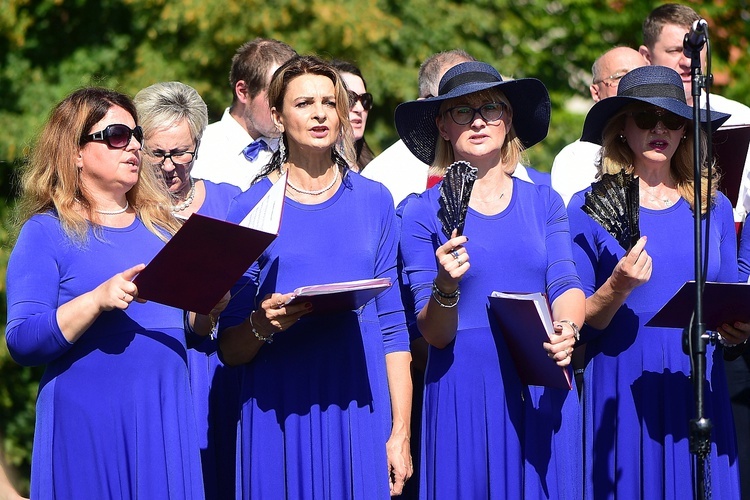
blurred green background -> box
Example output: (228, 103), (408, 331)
(2, 0), (749, 494)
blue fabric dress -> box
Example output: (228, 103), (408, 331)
(567, 190), (741, 499)
(222, 172), (410, 499)
(188, 179), (242, 500)
(5, 214), (204, 499)
(399, 177), (583, 500)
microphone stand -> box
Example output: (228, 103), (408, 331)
(683, 27), (711, 500)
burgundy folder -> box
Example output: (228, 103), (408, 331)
(488, 292), (572, 390)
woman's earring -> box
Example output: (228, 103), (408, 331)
(619, 134), (627, 143)
(278, 133), (287, 164)
(681, 135), (687, 142)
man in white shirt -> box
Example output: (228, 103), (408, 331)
(551, 46), (647, 205)
(639, 4), (750, 222)
(191, 38), (297, 190)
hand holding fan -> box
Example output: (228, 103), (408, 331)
(581, 169), (640, 249)
(438, 161), (478, 238)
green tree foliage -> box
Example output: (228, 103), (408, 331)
(1, 0), (749, 492)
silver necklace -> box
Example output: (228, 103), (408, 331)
(95, 201), (129, 215)
(283, 166), (339, 196)
(171, 177), (196, 212)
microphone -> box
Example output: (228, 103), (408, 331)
(683, 19), (708, 58)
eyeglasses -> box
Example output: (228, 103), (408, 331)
(82, 124), (143, 149)
(347, 91), (373, 111)
(629, 109), (687, 130)
(594, 72), (628, 88)
(145, 149), (197, 168)
(444, 102), (508, 125)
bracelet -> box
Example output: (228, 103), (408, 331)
(559, 319), (581, 343)
(249, 311), (274, 344)
(719, 335), (748, 348)
(432, 280), (459, 299)
(431, 287), (460, 308)
(209, 314), (219, 340)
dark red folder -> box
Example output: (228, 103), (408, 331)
(134, 172), (287, 314)
(488, 292), (572, 390)
(645, 281), (750, 331)
(714, 124), (750, 208)
(285, 278), (391, 316)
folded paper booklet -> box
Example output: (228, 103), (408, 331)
(646, 281), (750, 331)
(285, 278), (392, 316)
(488, 291), (572, 390)
(133, 171), (287, 315)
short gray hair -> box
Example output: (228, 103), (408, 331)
(134, 81), (208, 144)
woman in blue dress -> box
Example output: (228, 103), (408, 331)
(135, 81), (241, 500)
(5, 87), (210, 498)
(396, 61), (584, 499)
(219, 56), (413, 499)
(567, 65), (747, 499)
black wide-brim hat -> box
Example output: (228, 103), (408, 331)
(581, 65), (730, 145)
(394, 61), (551, 165)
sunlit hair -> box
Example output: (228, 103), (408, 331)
(254, 55), (355, 183)
(135, 81), (208, 150)
(330, 59), (375, 171)
(16, 87), (181, 243)
(429, 88), (524, 177)
(598, 104), (717, 214)
(418, 49), (476, 99)
(229, 38), (297, 106)
(642, 4), (700, 49)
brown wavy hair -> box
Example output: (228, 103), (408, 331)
(16, 87), (181, 242)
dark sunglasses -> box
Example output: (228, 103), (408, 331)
(629, 109), (686, 131)
(82, 124), (143, 149)
(348, 90), (373, 111)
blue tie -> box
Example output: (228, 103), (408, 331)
(242, 139), (268, 162)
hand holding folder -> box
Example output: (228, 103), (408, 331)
(488, 292), (572, 390)
(133, 172), (287, 314)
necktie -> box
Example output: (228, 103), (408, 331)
(242, 139), (269, 162)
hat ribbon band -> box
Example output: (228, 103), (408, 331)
(440, 72), (501, 95)
(620, 83), (686, 103)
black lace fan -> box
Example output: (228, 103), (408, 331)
(582, 170), (640, 249)
(438, 161), (478, 238)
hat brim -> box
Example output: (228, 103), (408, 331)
(581, 96), (730, 145)
(395, 78), (551, 165)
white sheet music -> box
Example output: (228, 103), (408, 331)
(239, 170), (287, 234)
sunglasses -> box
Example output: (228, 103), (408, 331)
(82, 124), (143, 149)
(629, 109), (686, 131)
(348, 91), (373, 111)
(445, 102), (508, 126)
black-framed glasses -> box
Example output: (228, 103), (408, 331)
(629, 108), (687, 131)
(348, 90), (373, 111)
(145, 149), (197, 168)
(594, 72), (629, 88)
(82, 124), (143, 149)
(444, 102), (508, 125)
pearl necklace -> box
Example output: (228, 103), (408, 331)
(95, 201), (129, 215)
(171, 177), (196, 213)
(284, 166), (339, 196)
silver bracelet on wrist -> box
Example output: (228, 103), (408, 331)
(249, 312), (274, 344)
(431, 282), (460, 308)
(559, 319), (581, 343)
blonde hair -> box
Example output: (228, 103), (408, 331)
(16, 87), (181, 243)
(599, 104), (717, 214)
(429, 88), (524, 177)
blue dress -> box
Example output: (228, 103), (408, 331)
(399, 177), (582, 500)
(188, 180), (242, 500)
(567, 191), (741, 499)
(5, 214), (204, 499)
(222, 172), (410, 499)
